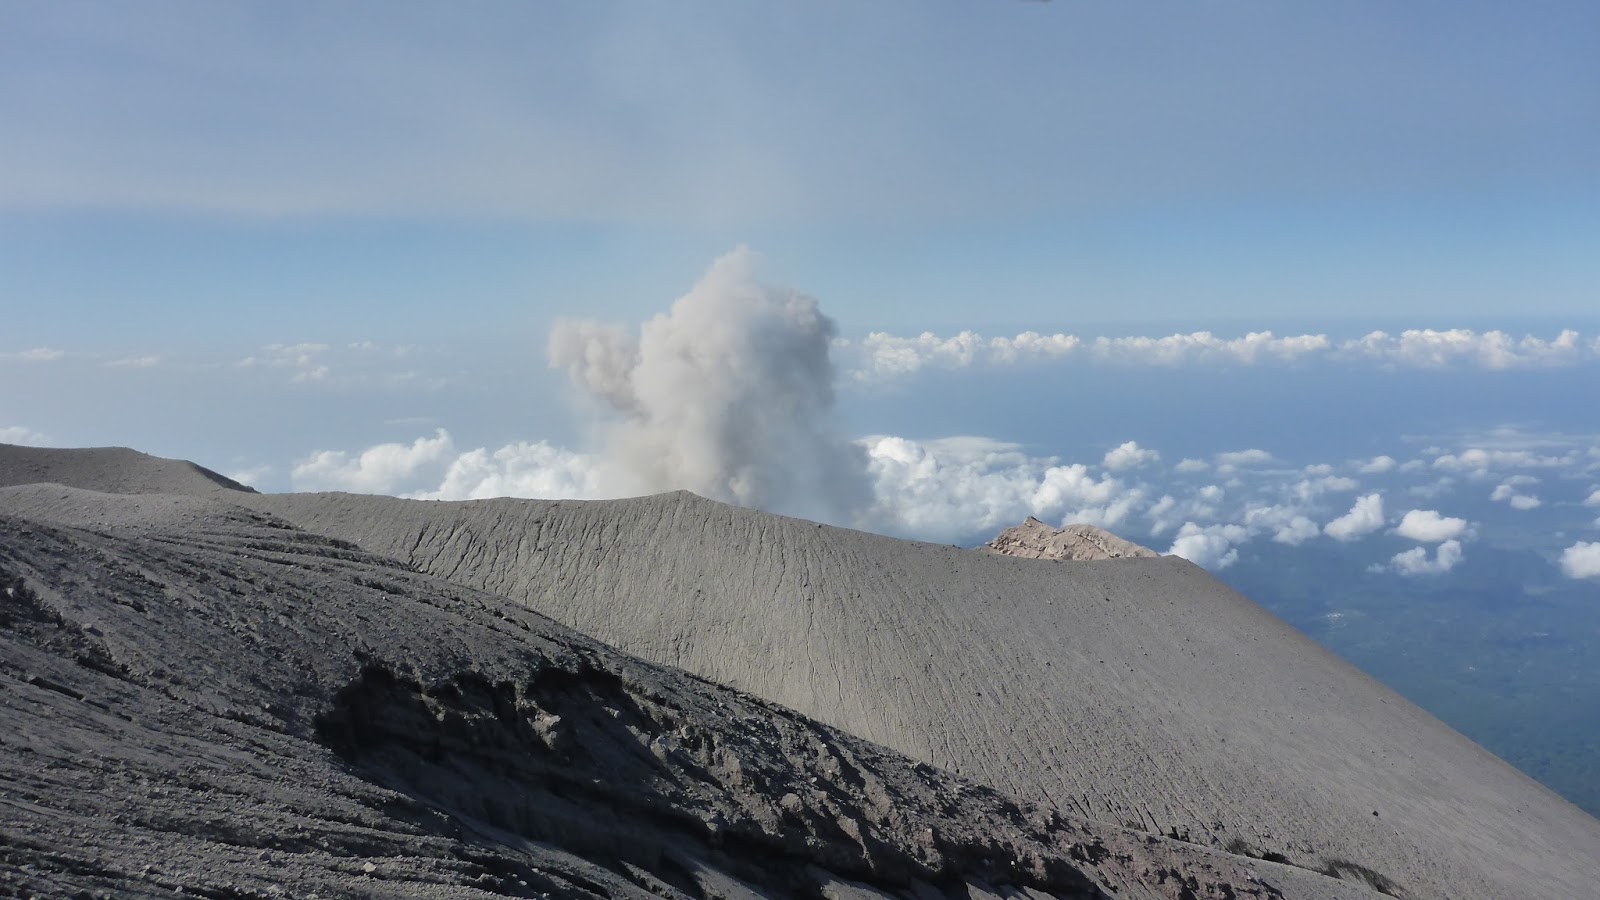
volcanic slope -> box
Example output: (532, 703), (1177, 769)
(5, 445), (1600, 899)
(0, 443), (254, 497)
(0, 486), (1358, 899)
(242, 489), (1600, 900)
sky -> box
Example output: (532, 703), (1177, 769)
(2, 1), (1598, 579)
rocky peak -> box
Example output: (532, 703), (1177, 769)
(983, 516), (1159, 561)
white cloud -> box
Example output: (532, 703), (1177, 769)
(1103, 440), (1160, 471)
(412, 442), (612, 502)
(1191, 484), (1225, 517)
(1243, 504), (1321, 546)
(986, 331), (1084, 364)
(1167, 522), (1249, 570)
(1273, 516), (1322, 545)
(1359, 455), (1397, 474)
(1384, 539), (1464, 576)
(857, 331), (987, 377)
(0, 426), (50, 447)
(1433, 447), (1576, 475)
(1340, 329), (1589, 369)
(1087, 331), (1331, 366)
(102, 355), (162, 368)
(292, 429), (456, 494)
(1146, 495), (1179, 534)
(0, 347), (64, 362)
(851, 329), (1330, 378)
(863, 435), (1141, 543)
(1289, 475), (1359, 502)
(1489, 478), (1543, 510)
(1174, 458), (1210, 473)
(1241, 499), (1318, 544)
(1558, 542), (1600, 579)
(1324, 493), (1385, 542)
(1302, 463), (1334, 476)
(1393, 509), (1470, 543)
(1582, 488), (1600, 507)
(1215, 449), (1274, 473)
(848, 327), (1598, 379)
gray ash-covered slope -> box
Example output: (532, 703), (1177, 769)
(244, 490), (1600, 900)
(0, 444), (254, 497)
(1, 487), (1345, 899)
(4, 445), (1600, 900)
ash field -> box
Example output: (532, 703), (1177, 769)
(2, 443), (1598, 900)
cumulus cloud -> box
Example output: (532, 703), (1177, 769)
(1215, 449), (1273, 467)
(1243, 504), (1321, 545)
(1213, 448), (1276, 476)
(1432, 447), (1577, 476)
(1086, 331), (1330, 366)
(292, 429), (456, 494)
(1274, 516), (1322, 545)
(1288, 475), (1359, 503)
(1393, 509), (1470, 543)
(1359, 455), (1398, 474)
(1167, 522), (1249, 570)
(1489, 477), (1543, 510)
(1340, 328), (1588, 369)
(855, 329), (1086, 378)
(846, 327), (1598, 379)
(1103, 440), (1160, 471)
(1560, 542), (1600, 579)
(1324, 493), (1385, 541)
(849, 329), (1327, 378)
(0, 426), (50, 447)
(1383, 540), (1464, 577)
(412, 442), (612, 502)
(863, 435), (1140, 543)
(549, 247), (869, 523)
(1173, 458), (1210, 473)
(1586, 489), (1600, 507)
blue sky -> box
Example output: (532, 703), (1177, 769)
(3, 0), (1598, 343)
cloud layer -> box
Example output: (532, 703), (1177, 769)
(282, 420), (1600, 582)
(847, 328), (1600, 379)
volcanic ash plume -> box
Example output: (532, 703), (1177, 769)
(548, 247), (870, 523)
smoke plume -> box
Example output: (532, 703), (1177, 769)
(548, 247), (870, 523)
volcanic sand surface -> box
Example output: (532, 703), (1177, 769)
(245, 488), (1600, 900)
(3, 444), (1598, 899)
(0, 487), (1364, 899)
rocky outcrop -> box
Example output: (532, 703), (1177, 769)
(982, 518), (1159, 561)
